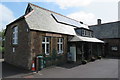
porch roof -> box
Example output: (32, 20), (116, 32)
(69, 35), (104, 43)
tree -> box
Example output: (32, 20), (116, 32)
(0, 29), (5, 54)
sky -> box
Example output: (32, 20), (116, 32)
(0, 0), (119, 31)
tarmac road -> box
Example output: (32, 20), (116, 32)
(2, 58), (119, 78)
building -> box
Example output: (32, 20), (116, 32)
(89, 20), (120, 58)
(4, 3), (104, 70)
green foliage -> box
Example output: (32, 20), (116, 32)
(0, 29), (5, 48)
(82, 60), (87, 64)
(98, 56), (102, 59)
(0, 47), (4, 52)
(52, 48), (57, 60)
(91, 56), (96, 61)
(0, 29), (5, 37)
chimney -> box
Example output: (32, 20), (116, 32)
(97, 19), (101, 25)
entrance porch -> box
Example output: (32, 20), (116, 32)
(68, 35), (104, 62)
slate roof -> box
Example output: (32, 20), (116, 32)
(89, 21), (120, 38)
(69, 35), (104, 43)
(6, 3), (104, 43)
(24, 3), (89, 35)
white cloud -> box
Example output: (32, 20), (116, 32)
(0, 4), (15, 31)
(67, 11), (97, 25)
(93, 0), (119, 3)
(45, 0), (119, 9)
(45, 0), (93, 9)
(1, 0), (44, 2)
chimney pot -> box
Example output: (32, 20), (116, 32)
(97, 19), (101, 25)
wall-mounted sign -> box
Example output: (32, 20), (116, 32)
(111, 47), (118, 51)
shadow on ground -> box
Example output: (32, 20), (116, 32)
(2, 61), (31, 78)
(57, 61), (82, 69)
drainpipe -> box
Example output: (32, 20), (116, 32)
(36, 56), (39, 73)
(82, 43), (84, 61)
(97, 44), (99, 56)
(91, 43), (92, 57)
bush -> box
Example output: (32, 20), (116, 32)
(98, 56), (102, 59)
(82, 60), (87, 64)
(0, 47), (4, 53)
(91, 57), (96, 61)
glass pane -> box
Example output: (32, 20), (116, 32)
(15, 27), (18, 32)
(13, 27), (15, 32)
(46, 37), (49, 42)
(13, 33), (15, 39)
(61, 44), (63, 51)
(15, 33), (17, 39)
(61, 38), (63, 42)
(60, 38), (62, 42)
(13, 39), (15, 44)
(57, 44), (59, 52)
(46, 44), (50, 54)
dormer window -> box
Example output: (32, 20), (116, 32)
(76, 28), (93, 37)
(12, 26), (18, 45)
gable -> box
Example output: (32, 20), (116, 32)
(25, 3), (76, 35)
(25, 4), (33, 15)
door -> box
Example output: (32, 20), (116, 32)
(70, 46), (76, 62)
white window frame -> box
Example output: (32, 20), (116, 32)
(111, 46), (118, 51)
(57, 38), (63, 54)
(13, 26), (18, 44)
(13, 47), (15, 53)
(42, 37), (50, 55)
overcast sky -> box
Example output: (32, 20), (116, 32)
(0, 0), (119, 31)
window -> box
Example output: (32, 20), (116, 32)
(13, 47), (15, 53)
(83, 30), (86, 36)
(42, 37), (50, 55)
(90, 32), (92, 37)
(13, 26), (18, 44)
(57, 38), (63, 54)
(80, 29), (93, 37)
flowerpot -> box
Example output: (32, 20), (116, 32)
(98, 56), (102, 59)
(91, 57), (96, 61)
(82, 60), (87, 64)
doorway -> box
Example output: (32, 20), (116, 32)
(70, 46), (76, 62)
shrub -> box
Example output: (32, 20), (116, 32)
(82, 60), (87, 64)
(91, 57), (96, 61)
(0, 47), (4, 53)
(98, 56), (102, 59)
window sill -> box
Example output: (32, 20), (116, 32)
(58, 52), (63, 55)
(12, 44), (18, 47)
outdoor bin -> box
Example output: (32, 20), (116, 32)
(37, 56), (44, 70)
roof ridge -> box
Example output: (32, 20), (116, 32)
(89, 20), (120, 27)
(29, 3), (81, 23)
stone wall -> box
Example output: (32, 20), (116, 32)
(102, 38), (120, 58)
(30, 31), (68, 67)
(90, 21), (120, 39)
(4, 19), (31, 70)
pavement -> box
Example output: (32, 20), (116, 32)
(2, 61), (31, 78)
(1, 58), (119, 78)
(35, 59), (118, 78)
